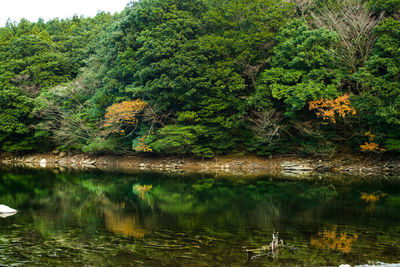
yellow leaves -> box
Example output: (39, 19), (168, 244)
(133, 184), (153, 200)
(311, 226), (358, 253)
(360, 142), (386, 152)
(110, 129), (125, 134)
(364, 131), (374, 142)
(361, 192), (387, 203)
(102, 100), (154, 153)
(134, 136), (153, 152)
(103, 100), (148, 134)
(361, 192), (387, 213)
(104, 208), (145, 238)
(309, 94), (356, 123)
(360, 132), (386, 152)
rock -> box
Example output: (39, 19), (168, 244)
(83, 159), (97, 165)
(57, 159), (68, 166)
(281, 161), (314, 171)
(40, 159), (47, 167)
(343, 168), (352, 172)
(0, 213), (16, 218)
(281, 170), (313, 177)
(315, 163), (333, 172)
(0, 205), (17, 214)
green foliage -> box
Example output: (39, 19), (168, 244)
(1, 0), (400, 156)
(0, 86), (32, 134)
(255, 20), (340, 116)
(300, 139), (338, 157)
(203, 0), (292, 67)
(0, 14), (117, 152)
(368, 0), (400, 15)
(385, 138), (400, 151)
(83, 0), (293, 156)
(351, 18), (400, 149)
(82, 137), (118, 154)
(151, 125), (214, 157)
(355, 18), (400, 124)
(2, 137), (36, 152)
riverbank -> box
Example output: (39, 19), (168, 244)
(1, 151), (400, 176)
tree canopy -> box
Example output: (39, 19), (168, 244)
(1, 0), (400, 157)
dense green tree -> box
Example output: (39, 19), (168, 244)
(0, 86), (34, 151)
(82, 0), (292, 156)
(0, 13), (118, 151)
(254, 20), (340, 115)
(0, 20), (72, 151)
(353, 17), (400, 151)
(368, 0), (400, 16)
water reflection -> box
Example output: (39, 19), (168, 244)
(0, 212), (17, 218)
(0, 167), (400, 266)
(132, 184), (153, 200)
(361, 192), (387, 213)
(103, 203), (146, 238)
(311, 226), (358, 253)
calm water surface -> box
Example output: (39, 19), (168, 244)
(0, 166), (400, 266)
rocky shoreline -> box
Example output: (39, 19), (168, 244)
(1, 150), (400, 177)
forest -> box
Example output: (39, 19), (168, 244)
(1, 0), (400, 158)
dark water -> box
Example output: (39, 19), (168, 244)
(0, 166), (400, 266)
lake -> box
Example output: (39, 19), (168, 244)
(0, 166), (399, 266)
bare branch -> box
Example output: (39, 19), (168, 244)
(247, 109), (283, 145)
(311, 0), (382, 73)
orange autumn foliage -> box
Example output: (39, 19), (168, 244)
(360, 132), (386, 152)
(104, 208), (146, 238)
(360, 142), (386, 152)
(103, 100), (148, 134)
(101, 199), (146, 238)
(134, 136), (153, 152)
(361, 192), (387, 212)
(311, 226), (358, 253)
(361, 192), (387, 203)
(309, 94), (356, 123)
(364, 131), (374, 142)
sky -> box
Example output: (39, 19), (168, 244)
(0, 0), (131, 26)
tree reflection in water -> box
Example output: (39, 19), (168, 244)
(311, 226), (358, 253)
(103, 201), (146, 238)
(1, 167), (400, 266)
(361, 192), (387, 213)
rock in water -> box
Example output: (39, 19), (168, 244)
(40, 158), (47, 167)
(0, 205), (17, 214)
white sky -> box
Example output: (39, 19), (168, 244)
(0, 0), (131, 26)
